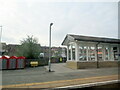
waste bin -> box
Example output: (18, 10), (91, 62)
(1, 56), (9, 69)
(16, 56), (25, 69)
(9, 56), (17, 69)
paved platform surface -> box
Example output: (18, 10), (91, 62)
(1, 63), (119, 88)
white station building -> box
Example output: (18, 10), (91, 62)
(62, 34), (120, 69)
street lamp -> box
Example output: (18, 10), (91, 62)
(0, 26), (2, 56)
(49, 23), (53, 72)
(0, 26), (2, 43)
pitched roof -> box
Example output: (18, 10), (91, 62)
(62, 34), (120, 45)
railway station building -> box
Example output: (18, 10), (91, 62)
(62, 34), (120, 69)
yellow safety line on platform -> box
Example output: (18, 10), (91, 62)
(1, 74), (118, 88)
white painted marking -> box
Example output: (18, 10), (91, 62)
(55, 80), (119, 89)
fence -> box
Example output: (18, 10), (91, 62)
(25, 57), (67, 67)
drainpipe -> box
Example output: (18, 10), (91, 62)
(96, 42), (100, 68)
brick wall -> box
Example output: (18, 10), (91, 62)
(66, 61), (119, 69)
(66, 61), (78, 69)
(77, 61), (97, 69)
(99, 61), (118, 68)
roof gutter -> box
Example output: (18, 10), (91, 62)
(74, 39), (120, 44)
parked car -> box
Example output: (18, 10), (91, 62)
(79, 56), (87, 61)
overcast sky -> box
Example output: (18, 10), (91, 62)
(0, 0), (118, 47)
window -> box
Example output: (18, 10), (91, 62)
(68, 44), (75, 60)
(72, 44), (75, 60)
(105, 47), (109, 60)
(68, 45), (71, 60)
(98, 46), (102, 60)
(89, 46), (95, 61)
(113, 47), (118, 60)
(79, 46), (87, 61)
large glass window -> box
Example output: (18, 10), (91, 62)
(105, 47), (109, 60)
(89, 46), (95, 61)
(79, 46), (87, 61)
(113, 47), (118, 60)
(98, 46), (103, 60)
(79, 46), (83, 60)
(72, 44), (75, 60)
(68, 44), (75, 60)
(83, 46), (87, 61)
(68, 45), (71, 60)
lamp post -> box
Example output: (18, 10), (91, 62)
(0, 26), (2, 56)
(0, 26), (2, 43)
(49, 23), (53, 72)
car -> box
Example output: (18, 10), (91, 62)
(79, 56), (87, 60)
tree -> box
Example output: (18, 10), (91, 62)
(17, 35), (41, 59)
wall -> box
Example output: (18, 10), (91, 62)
(66, 61), (78, 69)
(66, 61), (119, 69)
(25, 57), (67, 67)
(99, 61), (118, 68)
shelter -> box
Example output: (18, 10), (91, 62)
(62, 34), (120, 69)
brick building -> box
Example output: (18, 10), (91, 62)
(40, 46), (66, 58)
(1, 43), (67, 60)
